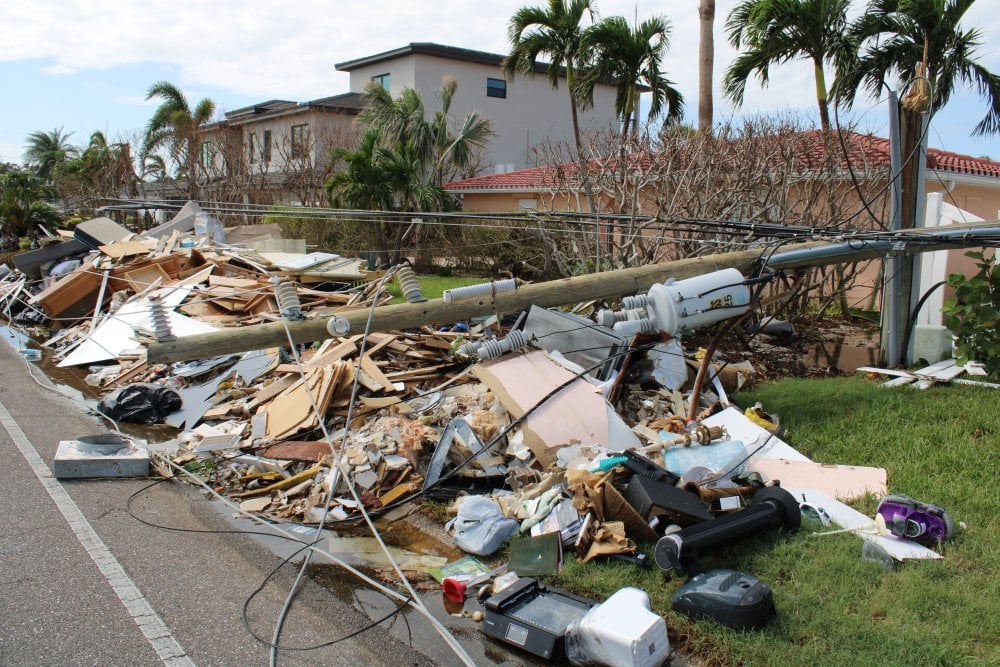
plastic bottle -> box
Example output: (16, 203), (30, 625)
(662, 440), (749, 478)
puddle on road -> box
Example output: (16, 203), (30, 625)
(0, 325), (31, 350)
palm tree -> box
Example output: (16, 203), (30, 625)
(503, 0), (597, 210)
(326, 129), (451, 266)
(724, 0), (853, 132)
(54, 131), (138, 211)
(836, 0), (1000, 136)
(578, 15), (685, 136)
(23, 127), (78, 183)
(143, 81), (216, 198)
(141, 154), (169, 182)
(699, 0), (717, 134)
(0, 171), (60, 237)
(359, 77), (494, 188)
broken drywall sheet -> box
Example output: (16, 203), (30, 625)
(59, 285), (216, 367)
(701, 407), (811, 462)
(749, 459), (887, 501)
(165, 369), (237, 430)
(472, 349), (636, 467)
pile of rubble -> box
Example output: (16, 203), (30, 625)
(1, 202), (959, 666)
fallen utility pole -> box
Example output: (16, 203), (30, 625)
(147, 223), (1000, 364)
(148, 246), (770, 364)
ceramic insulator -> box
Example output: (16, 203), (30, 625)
(596, 309), (628, 328)
(613, 317), (658, 336)
(476, 329), (531, 360)
(622, 294), (649, 311)
(442, 278), (517, 303)
(275, 280), (304, 320)
(147, 295), (176, 342)
(456, 340), (483, 357)
(395, 265), (427, 303)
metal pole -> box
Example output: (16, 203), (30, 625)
(882, 91), (904, 367)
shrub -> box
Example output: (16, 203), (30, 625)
(943, 250), (1000, 376)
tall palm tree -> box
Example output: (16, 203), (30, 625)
(143, 81), (216, 198)
(503, 0), (596, 150)
(579, 15), (685, 136)
(503, 0), (597, 210)
(836, 0), (1000, 136)
(699, 0), (717, 134)
(724, 0), (853, 132)
(23, 127), (78, 183)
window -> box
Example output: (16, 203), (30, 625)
(250, 131), (271, 164)
(261, 129), (272, 164)
(200, 141), (214, 170)
(371, 73), (390, 90)
(486, 77), (506, 99)
(290, 124), (309, 160)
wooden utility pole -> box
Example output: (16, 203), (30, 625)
(147, 222), (1000, 365)
(148, 247), (768, 364)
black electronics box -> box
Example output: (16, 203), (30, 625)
(480, 577), (595, 660)
(624, 474), (712, 526)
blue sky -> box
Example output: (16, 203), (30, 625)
(2, 0), (999, 166)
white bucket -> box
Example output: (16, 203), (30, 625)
(647, 268), (750, 335)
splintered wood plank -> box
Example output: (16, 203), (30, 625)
(208, 275), (261, 289)
(99, 240), (151, 259)
(250, 375), (297, 408)
(262, 370), (324, 439)
(303, 335), (361, 367)
(360, 354), (395, 392)
(384, 363), (455, 380)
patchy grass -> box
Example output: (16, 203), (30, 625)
(549, 376), (999, 666)
(383, 273), (490, 304)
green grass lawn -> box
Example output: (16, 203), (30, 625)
(383, 273), (491, 304)
(549, 376), (999, 666)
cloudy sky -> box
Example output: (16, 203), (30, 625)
(2, 0), (999, 165)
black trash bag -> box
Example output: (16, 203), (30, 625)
(97, 383), (182, 423)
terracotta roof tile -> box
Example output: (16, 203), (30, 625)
(446, 131), (1000, 191)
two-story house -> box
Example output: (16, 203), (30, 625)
(195, 93), (364, 206)
(185, 42), (623, 207)
(334, 42), (621, 174)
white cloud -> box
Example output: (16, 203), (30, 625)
(1, 0), (998, 151)
(40, 64), (78, 75)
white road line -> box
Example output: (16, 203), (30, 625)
(0, 399), (195, 666)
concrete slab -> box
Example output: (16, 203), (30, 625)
(53, 436), (150, 479)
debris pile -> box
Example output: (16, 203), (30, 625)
(0, 202), (963, 666)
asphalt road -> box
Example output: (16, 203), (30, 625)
(0, 340), (493, 667)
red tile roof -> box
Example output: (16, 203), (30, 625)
(446, 131), (1000, 191)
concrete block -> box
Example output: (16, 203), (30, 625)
(53, 434), (150, 479)
(911, 325), (953, 365)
